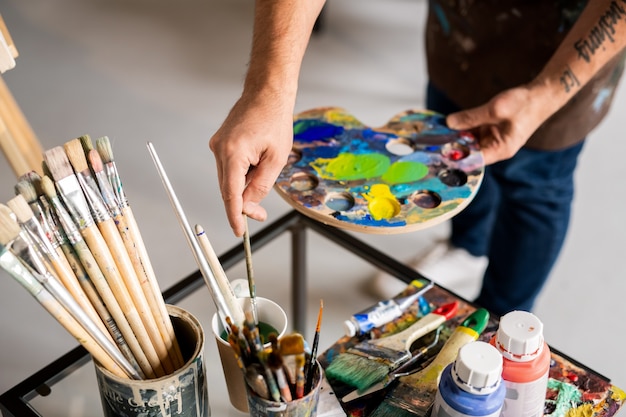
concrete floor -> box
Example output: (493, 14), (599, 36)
(0, 0), (624, 415)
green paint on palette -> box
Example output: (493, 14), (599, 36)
(382, 161), (429, 184)
(312, 153), (390, 181)
(220, 320), (279, 344)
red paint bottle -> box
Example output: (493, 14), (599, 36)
(490, 311), (551, 417)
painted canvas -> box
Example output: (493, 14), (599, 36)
(274, 107), (484, 234)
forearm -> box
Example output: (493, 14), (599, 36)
(242, 0), (326, 108)
(529, 0), (626, 116)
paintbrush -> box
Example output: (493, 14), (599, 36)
(95, 136), (184, 368)
(147, 141), (245, 331)
(0, 242), (132, 379)
(6, 195), (111, 338)
(88, 147), (182, 370)
(279, 333), (306, 398)
(304, 299), (323, 394)
(268, 333), (293, 402)
(64, 138), (176, 375)
(326, 301), (459, 392)
(195, 223), (245, 327)
(341, 326), (443, 402)
(242, 215), (258, 325)
(0, 208), (141, 379)
(44, 146), (161, 378)
(40, 175), (145, 377)
(369, 308), (490, 417)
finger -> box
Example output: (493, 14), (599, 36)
(221, 161), (249, 237)
(447, 104), (495, 131)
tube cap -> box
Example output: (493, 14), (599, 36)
(495, 310), (544, 362)
(452, 341), (503, 395)
(343, 319), (357, 337)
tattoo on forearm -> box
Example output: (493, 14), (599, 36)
(560, 65), (581, 93)
(574, 1), (626, 63)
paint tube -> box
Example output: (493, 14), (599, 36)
(343, 279), (433, 337)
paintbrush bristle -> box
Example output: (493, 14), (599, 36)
(95, 136), (115, 164)
(87, 149), (104, 174)
(78, 134), (94, 153)
(6, 195), (35, 224)
(43, 147), (75, 182)
(369, 398), (419, 417)
(64, 139), (90, 173)
(326, 353), (392, 392)
(40, 176), (58, 201)
(14, 179), (39, 204)
(279, 334), (305, 356)
(0, 205), (21, 246)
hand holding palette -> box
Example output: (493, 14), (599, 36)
(274, 107), (484, 234)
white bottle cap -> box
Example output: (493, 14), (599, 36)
(495, 310), (544, 362)
(343, 319), (357, 337)
(452, 341), (503, 395)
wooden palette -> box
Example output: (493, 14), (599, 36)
(274, 107), (484, 234)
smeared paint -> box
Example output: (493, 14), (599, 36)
(363, 184), (401, 220)
(566, 404), (593, 417)
(294, 119), (344, 141)
(381, 161), (428, 184)
(312, 153), (390, 181)
(547, 378), (583, 417)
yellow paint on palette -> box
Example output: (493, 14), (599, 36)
(565, 403), (593, 417)
(363, 184), (401, 220)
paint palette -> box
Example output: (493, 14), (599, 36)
(274, 107), (484, 234)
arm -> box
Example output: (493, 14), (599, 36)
(209, 0), (326, 236)
(447, 1), (626, 165)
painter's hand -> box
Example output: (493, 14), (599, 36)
(446, 86), (552, 165)
(209, 96), (294, 237)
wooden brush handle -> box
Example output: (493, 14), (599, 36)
(38, 289), (128, 378)
(401, 326), (479, 391)
(81, 224), (163, 378)
(118, 207), (183, 369)
(50, 246), (113, 343)
(371, 312), (446, 352)
(71, 238), (149, 378)
(97, 218), (175, 375)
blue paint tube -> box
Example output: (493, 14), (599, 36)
(342, 279), (433, 337)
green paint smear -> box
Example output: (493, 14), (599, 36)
(382, 161), (428, 184)
(312, 153), (390, 181)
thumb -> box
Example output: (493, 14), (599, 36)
(446, 104), (495, 131)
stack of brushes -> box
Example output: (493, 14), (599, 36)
(226, 301), (324, 403)
(0, 135), (183, 380)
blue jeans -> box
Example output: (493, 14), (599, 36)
(426, 83), (585, 316)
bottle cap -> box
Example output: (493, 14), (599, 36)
(495, 310), (544, 362)
(343, 319), (357, 337)
(452, 341), (503, 395)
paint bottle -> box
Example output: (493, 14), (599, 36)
(432, 341), (506, 417)
(490, 311), (551, 417)
(343, 279), (433, 337)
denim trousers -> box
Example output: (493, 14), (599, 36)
(426, 83), (585, 316)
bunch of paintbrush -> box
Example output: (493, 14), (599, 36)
(369, 308), (491, 417)
(226, 311), (321, 404)
(325, 301), (459, 393)
(0, 135), (184, 380)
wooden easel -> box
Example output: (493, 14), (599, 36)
(0, 14), (44, 178)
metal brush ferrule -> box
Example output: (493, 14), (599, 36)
(28, 200), (58, 249)
(56, 175), (96, 229)
(94, 170), (121, 217)
(75, 172), (111, 222)
(39, 197), (68, 247)
(49, 195), (83, 246)
(104, 162), (128, 208)
(7, 231), (53, 278)
(0, 247), (46, 297)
